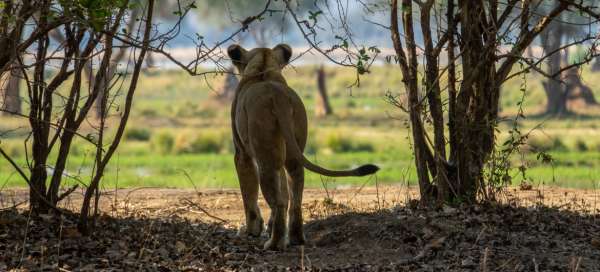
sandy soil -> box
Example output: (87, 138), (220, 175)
(1, 186), (599, 271)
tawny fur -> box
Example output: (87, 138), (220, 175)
(228, 44), (379, 251)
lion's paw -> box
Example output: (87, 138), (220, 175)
(237, 221), (264, 238)
(263, 236), (288, 251)
(289, 234), (306, 246)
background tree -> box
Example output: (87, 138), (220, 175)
(537, 0), (599, 116)
(315, 65), (333, 117)
(87, 0), (184, 118)
(0, 0), (63, 116)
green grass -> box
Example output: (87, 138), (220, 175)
(0, 149), (414, 189)
(2, 65), (600, 190)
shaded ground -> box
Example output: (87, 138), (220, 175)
(1, 186), (599, 271)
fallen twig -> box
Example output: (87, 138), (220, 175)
(180, 198), (228, 223)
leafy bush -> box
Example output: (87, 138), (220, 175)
(574, 139), (588, 152)
(124, 127), (152, 141)
(139, 108), (158, 118)
(325, 133), (354, 153)
(324, 133), (375, 153)
(353, 141), (375, 152)
(527, 134), (567, 152)
(151, 132), (175, 154)
(189, 133), (222, 153)
(174, 131), (229, 154)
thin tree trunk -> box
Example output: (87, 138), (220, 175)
(1, 62), (22, 115)
(315, 65), (333, 117)
(440, 0), (457, 202)
(391, 0), (435, 204)
(216, 66), (238, 102)
(93, 8), (139, 118)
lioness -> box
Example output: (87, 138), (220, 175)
(228, 44), (379, 251)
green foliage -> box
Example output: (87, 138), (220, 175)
(324, 133), (374, 153)
(174, 131), (230, 154)
(527, 134), (567, 152)
(151, 132), (175, 155)
(125, 127), (152, 141)
(575, 139), (588, 152)
(188, 133), (224, 154)
(61, 0), (128, 30)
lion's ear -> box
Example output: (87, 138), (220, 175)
(273, 44), (292, 66)
(227, 44), (246, 64)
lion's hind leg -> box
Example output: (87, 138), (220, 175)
(266, 170), (289, 238)
(286, 159), (306, 246)
(234, 151), (264, 237)
(258, 163), (289, 251)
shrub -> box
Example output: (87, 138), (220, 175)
(173, 132), (193, 154)
(346, 100), (357, 108)
(174, 131), (229, 154)
(139, 108), (158, 117)
(151, 132), (174, 154)
(526, 134), (567, 152)
(124, 127), (152, 141)
(353, 141), (375, 152)
(325, 133), (354, 153)
(324, 133), (375, 153)
(551, 137), (568, 152)
(189, 133), (222, 153)
(574, 139), (588, 152)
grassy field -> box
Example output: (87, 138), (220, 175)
(1, 65), (600, 190)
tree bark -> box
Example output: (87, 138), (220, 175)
(452, 0), (498, 202)
(315, 65), (333, 117)
(391, 0), (435, 204)
(1, 62), (22, 115)
(564, 68), (597, 105)
(541, 22), (570, 116)
(216, 66), (238, 102)
(92, 8), (140, 118)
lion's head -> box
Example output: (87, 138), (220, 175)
(227, 44), (292, 79)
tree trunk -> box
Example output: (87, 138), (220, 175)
(93, 66), (116, 118)
(1, 64), (22, 115)
(543, 81), (568, 116)
(564, 68), (597, 105)
(451, 0), (498, 202)
(391, 0), (435, 204)
(592, 58), (600, 72)
(541, 23), (569, 116)
(216, 66), (238, 102)
(315, 65), (333, 117)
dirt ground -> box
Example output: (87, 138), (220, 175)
(1, 185), (599, 271)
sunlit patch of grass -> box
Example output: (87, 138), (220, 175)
(2, 66), (600, 190)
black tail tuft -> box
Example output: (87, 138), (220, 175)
(356, 164), (380, 176)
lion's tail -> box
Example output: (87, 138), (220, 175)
(272, 95), (379, 177)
